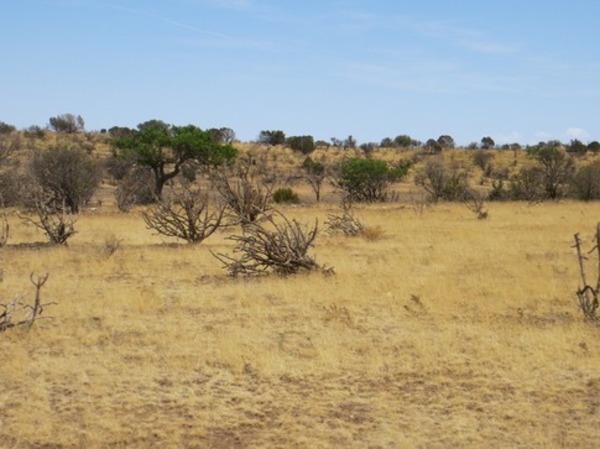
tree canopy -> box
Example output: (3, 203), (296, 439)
(111, 120), (237, 197)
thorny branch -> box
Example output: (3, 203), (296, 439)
(0, 273), (55, 332)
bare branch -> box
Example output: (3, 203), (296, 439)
(212, 211), (332, 276)
(18, 199), (77, 245)
(0, 273), (55, 332)
(325, 201), (364, 236)
(573, 227), (600, 321)
(213, 169), (272, 226)
(143, 181), (224, 244)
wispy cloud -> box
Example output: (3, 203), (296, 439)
(188, 0), (252, 10)
(101, 2), (277, 52)
(411, 20), (521, 55)
(345, 58), (525, 95)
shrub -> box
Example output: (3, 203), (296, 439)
(114, 167), (155, 212)
(571, 161), (600, 201)
(472, 150), (494, 173)
(302, 157), (327, 202)
(508, 166), (545, 202)
(527, 142), (575, 200)
(286, 135), (315, 154)
(325, 202), (364, 236)
(212, 211), (332, 276)
(0, 273), (53, 332)
(214, 172), (272, 226)
(258, 130), (286, 146)
(336, 157), (406, 202)
(31, 146), (102, 213)
(414, 159), (469, 202)
(0, 171), (26, 206)
(18, 200), (77, 245)
(273, 187), (300, 204)
(573, 225), (600, 321)
(48, 113), (85, 133)
(143, 182), (225, 244)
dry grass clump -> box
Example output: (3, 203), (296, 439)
(1, 201), (600, 448)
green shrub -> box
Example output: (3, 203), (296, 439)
(337, 157), (407, 202)
(286, 135), (315, 154)
(273, 187), (300, 204)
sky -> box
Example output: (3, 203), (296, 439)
(2, 0), (600, 146)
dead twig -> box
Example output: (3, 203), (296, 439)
(573, 225), (600, 321)
(325, 201), (364, 236)
(0, 273), (55, 332)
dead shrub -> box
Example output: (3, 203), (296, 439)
(212, 211), (332, 276)
(463, 190), (489, 220)
(0, 273), (55, 332)
(215, 177), (272, 226)
(325, 202), (364, 236)
(18, 200), (77, 245)
(573, 224), (600, 321)
(143, 181), (225, 244)
(114, 167), (155, 212)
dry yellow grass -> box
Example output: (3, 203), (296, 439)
(1, 201), (600, 448)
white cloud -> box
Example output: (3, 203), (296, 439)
(566, 127), (590, 140)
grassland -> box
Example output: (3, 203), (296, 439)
(1, 196), (599, 448)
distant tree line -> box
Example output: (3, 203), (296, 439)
(1, 114), (600, 224)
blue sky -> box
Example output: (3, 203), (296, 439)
(2, 0), (599, 145)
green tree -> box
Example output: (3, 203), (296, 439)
(425, 138), (442, 153)
(567, 139), (587, 154)
(0, 121), (16, 135)
(380, 137), (393, 148)
(112, 120), (237, 198)
(258, 130), (286, 146)
(48, 113), (85, 133)
(481, 136), (495, 149)
(336, 157), (407, 202)
(437, 135), (455, 149)
(393, 134), (415, 147)
(588, 141), (600, 153)
(302, 157), (327, 202)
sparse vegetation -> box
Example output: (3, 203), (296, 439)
(3, 127), (600, 448)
